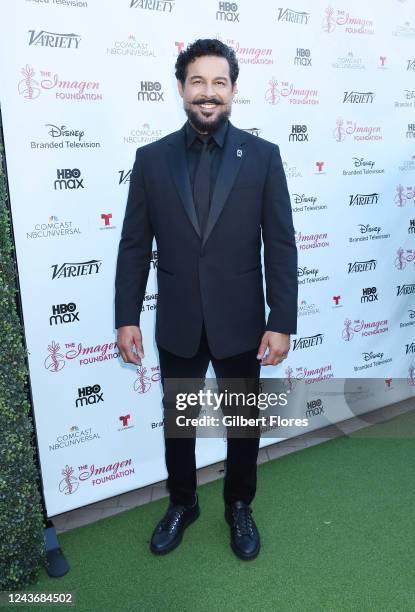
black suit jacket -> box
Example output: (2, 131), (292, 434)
(115, 120), (298, 359)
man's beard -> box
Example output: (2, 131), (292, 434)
(184, 101), (232, 134)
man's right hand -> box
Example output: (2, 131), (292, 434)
(117, 325), (144, 365)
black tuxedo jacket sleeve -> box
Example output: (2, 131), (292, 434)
(115, 121), (298, 359)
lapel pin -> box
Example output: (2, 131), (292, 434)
(237, 149), (243, 158)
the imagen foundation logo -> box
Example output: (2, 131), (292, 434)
(58, 458), (134, 495)
(133, 364), (160, 393)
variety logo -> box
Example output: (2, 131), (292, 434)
(59, 457), (134, 495)
(361, 287), (378, 303)
(343, 90), (375, 103)
(292, 334), (324, 350)
(137, 81), (164, 102)
(397, 284), (415, 296)
(118, 169), (131, 185)
(49, 426), (100, 451)
(405, 342), (415, 354)
(348, 259), (377, 273)
(130, 0), (175, 11)
(28, 30), (81, 49)
(342, 318), (388, 341)
(18, 65), (102, 101)
(334, 118), (382, 141)
(395, 248), (415, 270)
(265, 78), (319, 105)
(76, 384), (104, 407)
(44, 340), (119, 371)
(26, 215), (81, 239)
(349, 192), (379, 206)
(216, 2), (239, 22)
(322, 7), (375, 35)
(51, 259), (102, 280)
(277, 8), (310, 24)
(49, 302), (79, 325)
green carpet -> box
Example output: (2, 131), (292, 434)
(15, 409), (415, 611)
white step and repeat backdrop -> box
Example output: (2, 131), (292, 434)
(1, 0), (415, 516)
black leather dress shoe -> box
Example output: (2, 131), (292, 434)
(150, 496), (200, 555)
(225, 500), (260, 560)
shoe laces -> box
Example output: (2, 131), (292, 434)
(232, 505), (254, 537)
(158, 506), (185, 533)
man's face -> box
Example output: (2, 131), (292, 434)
(178, 55), (236, 134)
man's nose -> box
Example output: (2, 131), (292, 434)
(202, 82), (216, 98)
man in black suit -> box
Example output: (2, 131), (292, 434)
(115, 39), (298, 560)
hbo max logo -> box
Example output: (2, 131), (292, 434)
(216, 2), (239, 21)
(138, 81), (164, 101)
(54, 168), (84, 190)
(49, 302), (79, 325)
(75, 384), (104, 407)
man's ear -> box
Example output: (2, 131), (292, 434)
(177, 79), (184, 98)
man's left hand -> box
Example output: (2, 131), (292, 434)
(257, 331), (290, 366)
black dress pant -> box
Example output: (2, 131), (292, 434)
(157, 322), (261, 507)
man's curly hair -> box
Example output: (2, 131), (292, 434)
(175, 38), (239, 85)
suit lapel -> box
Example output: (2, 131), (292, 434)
(165, 121), (248, 245)
(165, 124), (201, 239)
(202, 123), (247, 247)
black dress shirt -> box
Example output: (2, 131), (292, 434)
(185, 118), (229, 206)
